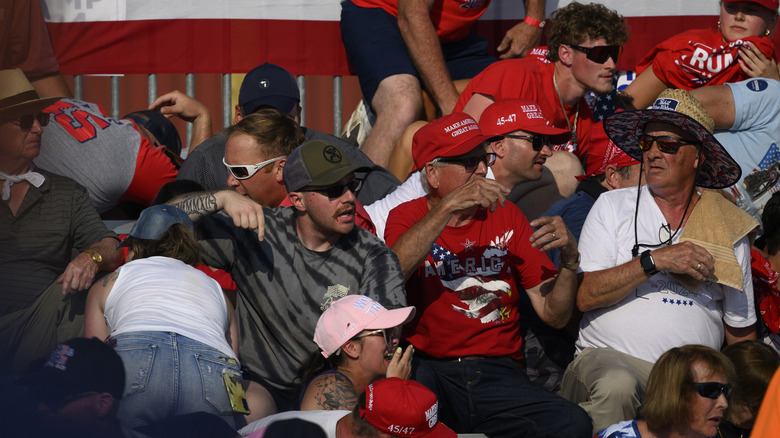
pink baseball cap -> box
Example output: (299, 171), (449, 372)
(359, 378), (456, 438)
(314, 295), (416, 358)
(412, 112), (502, 171)
(723, 0), (778, 12)
(479, 99), (571, 142)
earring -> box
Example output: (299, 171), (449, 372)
(766, 29), (772, 36)
(717, 20), (721, 30)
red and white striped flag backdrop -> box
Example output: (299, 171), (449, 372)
(44, 0), (775, 76)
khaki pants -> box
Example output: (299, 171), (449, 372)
(561, 347), (654, 434)
(0, 281), (88, 373)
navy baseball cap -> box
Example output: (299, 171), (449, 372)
(239, 63), (300, 116)
(117, 205), (193, 247)
(39, 338), (125, 402)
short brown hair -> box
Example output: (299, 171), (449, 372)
(226, 108), (305, 158)
(642, 345), (736, 431)
(546, 2), (629, 63)
(124, 223), (201, 266)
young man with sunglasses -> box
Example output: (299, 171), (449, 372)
(223, 109), (377, 234)
(561, 89), (757, 433)
(170, 139), (406, 418)
(384, 112), (591, 438)
(0, 69), (122, 373)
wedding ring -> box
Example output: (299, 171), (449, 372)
(695, 262), (702, 272)
(552, 232), (557, 240)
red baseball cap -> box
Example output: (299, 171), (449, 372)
(479, 99), (571, 142)
(412, 112), (502, 171)
(359, 378), (456, 438)
(723, 0), (778, 12)
(580, 132), (640, 179)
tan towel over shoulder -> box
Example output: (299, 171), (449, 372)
(673, 191), (759, 292)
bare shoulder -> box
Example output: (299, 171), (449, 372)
(300, 372), (358, 411)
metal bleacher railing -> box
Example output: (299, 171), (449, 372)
(72, 73), (345, 156)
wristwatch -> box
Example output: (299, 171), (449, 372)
(561, 252), (581, 271)
(639, 250), (658, 275)
(83, 249), (103, 270)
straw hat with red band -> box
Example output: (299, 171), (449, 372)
(479, 98), (571, 141)
(603, 88), (741, 189)
(314, 295), (416, 358)
(412, 112), (502, 171)
(723, 0), (778, 12)
(359, 378), (456, 438)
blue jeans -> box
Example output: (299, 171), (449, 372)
(111, 331), (244, 430)
(412, 356), (592, 438)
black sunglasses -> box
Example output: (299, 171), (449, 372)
(303, 178), (363, 198)
(434, 153), (497, 172)
(638, 134), (701, 154)
(694, 382), (732, 399)
(503, 134), (552, 152)
(568, 44), (623, 64)
(13, 113), (50, 130)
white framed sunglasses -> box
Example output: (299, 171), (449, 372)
(222, 155), (286, 180)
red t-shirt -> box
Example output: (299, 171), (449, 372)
(385, 197), (556, 359)
(350, 0), (491, 43)
(454, 56), (595, 157)
(752, 248), (780, 334)
(636, 28), (775, 89)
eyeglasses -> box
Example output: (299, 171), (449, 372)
(302, 178), (363, 198)
(638, 135), (701, 154)
(503, 134), (552, 152)
(40, 391), (98, 410)
(433, 153), (497, 172)
(11, 113), (50, 130)
(694, 382), (732, 399)
(222, 156), (285, 180)
(568, 44), (623, 64)
(353, 328), (399, 350)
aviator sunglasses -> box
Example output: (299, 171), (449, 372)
(433, 153), (497, 172)
(503, 134), (552, 151)
(302, 178), (364, 198)
(638, 134), (702, 154)
(222, 156), (286, 180)
(694, 382), (732, 399)
(12, 113), (50, 130)
(568, 44), (623, 64)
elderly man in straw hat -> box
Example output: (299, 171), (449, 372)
(560, 88), (759, 433)
(0, 69), (122, 373)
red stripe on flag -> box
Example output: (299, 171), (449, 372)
(49, 15), (776, 75)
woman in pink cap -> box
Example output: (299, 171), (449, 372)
(624, 0), (779, 110)
(297, 295), (416, 411)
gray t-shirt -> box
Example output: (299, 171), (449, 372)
(178, 127), (401, 206)
(37, 98), (141, 213)
(197, 207), (406, 392)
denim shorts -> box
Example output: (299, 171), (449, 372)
(111, 331), (244, 430)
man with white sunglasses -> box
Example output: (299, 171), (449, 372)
(170, 139), (406, 419)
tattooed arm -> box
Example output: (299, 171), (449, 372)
(299, 373), (358, 411)
(85, 271), (119, 341)
(169, 190), (267, 240)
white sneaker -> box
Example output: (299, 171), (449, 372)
(341, 99), (374, 148)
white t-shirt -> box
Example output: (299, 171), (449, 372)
(366, 168), (496, 240)
(239, 410), (350, 438)
(576, 185), (756, 363)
